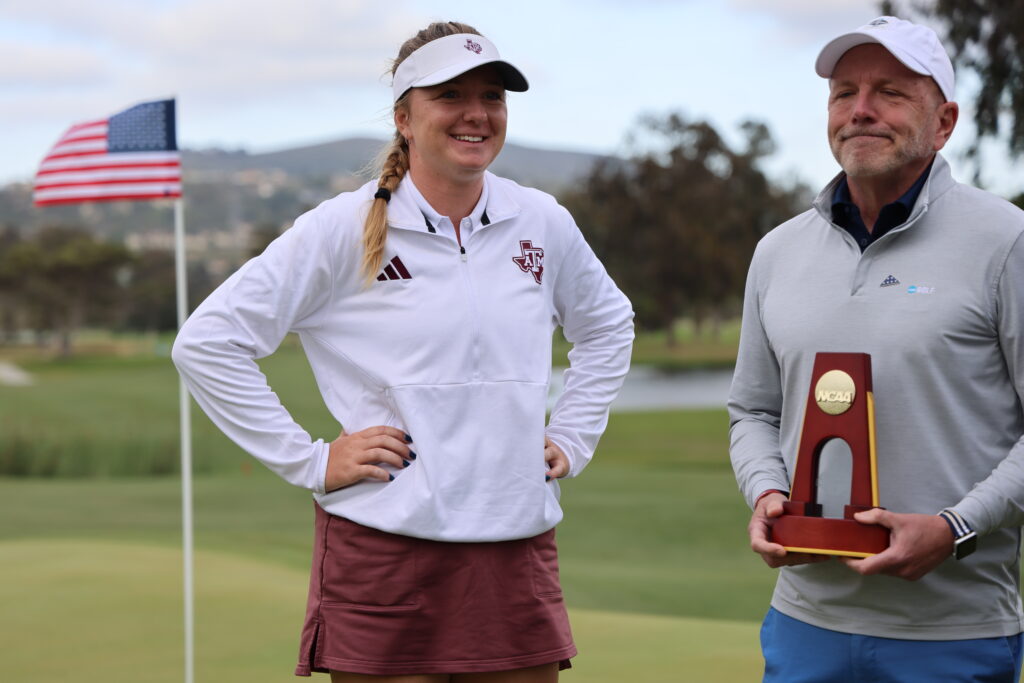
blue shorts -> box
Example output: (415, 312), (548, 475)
(761, 607), (1024, 683)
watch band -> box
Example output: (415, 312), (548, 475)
(939, 509), (977, 560)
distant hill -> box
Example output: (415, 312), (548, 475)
(182, 137), (384, 177)
(182, 136), (606, 191)
(0, 137), (610, 256)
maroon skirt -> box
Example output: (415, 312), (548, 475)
(295, 503), (576, 676)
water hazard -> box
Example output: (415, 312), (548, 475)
(548, 366), (734, 412)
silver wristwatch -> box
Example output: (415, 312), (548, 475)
(938, 509), (977, 560)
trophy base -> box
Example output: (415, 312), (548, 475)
(769, 515), (890, 558)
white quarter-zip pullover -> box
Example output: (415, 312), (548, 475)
(173, 172), (634, 542)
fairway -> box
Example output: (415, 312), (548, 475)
(0, 342), (775, 680)
(0, 539), (763, 682)
(1, 539), (305, 681)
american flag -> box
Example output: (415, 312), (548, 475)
(33, 99), (181, 206)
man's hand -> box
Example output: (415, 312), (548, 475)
(325, 426), (415, 492)
(749, 492), (831, 568)
(839, 509), (954, 580)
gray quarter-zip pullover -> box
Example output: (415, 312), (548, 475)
(729, 154), (1024, 639)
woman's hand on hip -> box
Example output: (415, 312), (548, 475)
(544, 437), (569, 480)
(325, 426), (415, 492)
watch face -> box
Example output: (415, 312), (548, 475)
(940, 509), (977, 560)
(954, 532), (978, 560)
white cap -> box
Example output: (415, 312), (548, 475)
(815, 16), (955, 101)
(392, 33), (529, 102)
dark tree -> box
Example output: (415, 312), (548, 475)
(0, 224), (22, 343)
(882, 0), (1024, 170)
(563, 113), (805, 345)
(121, 250), (178, 332)
(0, 226), (132, 356)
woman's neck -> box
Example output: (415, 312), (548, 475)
(408, 166), (484, 230)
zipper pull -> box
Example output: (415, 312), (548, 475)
(460, 245), (467, 262)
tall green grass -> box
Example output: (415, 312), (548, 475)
(0, 332), (738, 477)
(0, 345), (335, 477)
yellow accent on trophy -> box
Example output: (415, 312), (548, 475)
(867, 391), (879, 507)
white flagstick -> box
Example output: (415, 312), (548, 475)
(173, 197), (194, 683)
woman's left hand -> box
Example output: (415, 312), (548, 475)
(544, 437), (569, 480)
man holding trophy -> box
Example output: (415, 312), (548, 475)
(728, 16), (1024, 682)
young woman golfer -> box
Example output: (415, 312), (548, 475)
(173, 20), (634, 682)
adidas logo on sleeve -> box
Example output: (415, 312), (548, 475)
(376, 256), (413, 282)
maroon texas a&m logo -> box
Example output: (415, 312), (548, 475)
(464, 39), (483, 54)
(513, 240), (544, 284)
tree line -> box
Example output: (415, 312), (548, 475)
(564, 113), (806, 344)
(7, 0), (1024, 360)
(0, 224), (221, 356)
(4, 107), (1023, 357)
(0, 112), (806, 356)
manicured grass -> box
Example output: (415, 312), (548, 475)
(554, 318), (740, 371)
(560, 463), (772, 622)
(0, 539), (764, 682)
(0, 408), (771, 623)
(0, 334), (739, 476)
(0, 331), (774, 680)
(0, 334), (771, 621)
(6, 321), (740, 368)
(0, 539), (312, 682)
(0, 337), (739, 476)
(570, 609), (763, 682)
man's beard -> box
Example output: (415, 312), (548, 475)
(830, 126), (933, 178)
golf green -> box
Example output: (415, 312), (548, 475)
(0, 539), (763, 682)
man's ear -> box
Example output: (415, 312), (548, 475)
(933, 100), (959, 151)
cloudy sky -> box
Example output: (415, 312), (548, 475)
(2, 0), (1019, 196)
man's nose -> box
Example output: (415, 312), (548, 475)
(850, 91), (878, 123)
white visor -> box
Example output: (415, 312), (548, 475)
(392, 33), (529, 102)
(815, 17), (954, 102)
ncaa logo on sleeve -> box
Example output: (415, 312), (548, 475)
(513, 240), (544, 284)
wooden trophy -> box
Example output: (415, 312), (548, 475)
(768, 352), (889, 557)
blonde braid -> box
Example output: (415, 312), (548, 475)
(360, 129), (409, 283)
